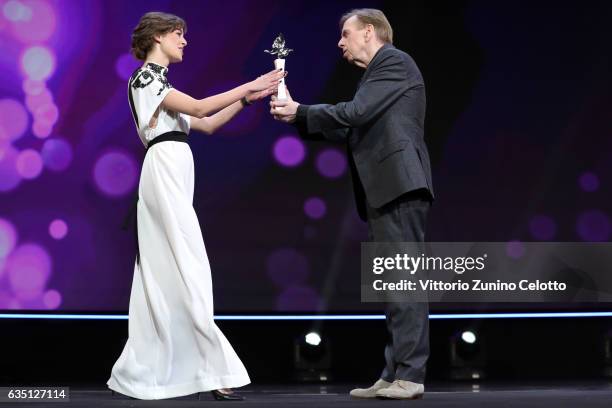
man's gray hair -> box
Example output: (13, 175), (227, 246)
(340, 8), (393, 44)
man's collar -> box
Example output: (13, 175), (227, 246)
(368, 43), (394, 68)
(360, 43), (394, 83)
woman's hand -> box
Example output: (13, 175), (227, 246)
(249, 68), (286, 92)
(245, 69), (288, 103)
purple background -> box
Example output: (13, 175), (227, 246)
(0, 0), (611, 312)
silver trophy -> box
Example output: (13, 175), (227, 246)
(265, 33), (293, 101)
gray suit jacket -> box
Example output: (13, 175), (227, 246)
(295, 44), (434, 221)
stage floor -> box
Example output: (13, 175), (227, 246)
(3, 382), (612, 407)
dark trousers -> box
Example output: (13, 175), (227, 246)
(365, 189), (431, 384)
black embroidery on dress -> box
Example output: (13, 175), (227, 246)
(131, 70), (154, 89)
(146, 62), (167, 75)
(129, 63), (173, 96)
(127, 68), (143, 127)
(155, 75), (172, 96)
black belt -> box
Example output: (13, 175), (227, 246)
(122, 131), (188, 265)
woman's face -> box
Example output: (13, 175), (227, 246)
(158, 27), (187, 63)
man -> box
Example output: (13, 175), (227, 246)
(271, 8), (434, 400)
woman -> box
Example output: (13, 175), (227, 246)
(106, 12), (284, 401)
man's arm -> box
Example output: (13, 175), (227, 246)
(294, 107), (350, 143)
(302, 52), (411, 133)
(271, 90), (351, 142)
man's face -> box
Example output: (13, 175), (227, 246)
(159, 27), (187, 63)
(337, 16), (367, 68)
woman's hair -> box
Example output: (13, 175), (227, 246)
(131, 12), (187, 61)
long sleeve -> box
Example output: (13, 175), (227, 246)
(294, 104), (350, 143)
(302, 52), (414, 134)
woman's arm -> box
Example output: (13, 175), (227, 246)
(190, 100), (244, 135)
(190, 76), (285, 135)
(162, 69), (284, 119)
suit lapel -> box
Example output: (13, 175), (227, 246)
(357, 43), (394, 89)
(350, 44), (395, 148)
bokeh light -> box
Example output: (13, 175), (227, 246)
(20, 45), (56, 80)
(41, 138), (73, 171)
(578, 172), (600, 192)
(577, 210), (611, 242)
(42, 289), (61, 309)
(272, 135), (306, 167)
(93, 150), (138, 197)
(49, 219), (68, 240)
(25, 88), (52, 112)
(276, 285), (320, 311)
(15, 149), (43, 179)
(3, 0), (33, 22)
(0, 145), (22, 192)
(0, 138), (9, 158)
(528, 215), (557, 240)
(304, 197), (327, 220)
(9, 0), (56, 44)
(0, 99), (29, 142)
(316, 148), (347, 178)
(0, 291), (21, 310)
(6, 243), (52, 301)
(0, 292), (11, 308)
(115, 53), (141, 81)
(0, 218), (18, 259)
(22, 78), (45, 95)
(32, 120), (52, 138)
(34, 102), (59, 127)
(506, 240), (525, 259)
(266, 248), (309, 288)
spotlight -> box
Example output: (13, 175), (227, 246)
(294, 331), (331, 382)
(305, 332), (322, 346)
(449, 329), (486, 380)
(461, 331), (477, 344)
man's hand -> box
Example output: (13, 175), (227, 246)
(270, 87), (299, 124)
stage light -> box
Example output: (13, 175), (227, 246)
(6, 243), (52, 302)
(15, 149), (43, 179)
(92, 150), (138, 197)
(294, 330), (331, 382)
(0, 98), (29, 142)
(305, 332), (321, 346)
(48, 219), (68, 240)
(272, 135), (305, 167)
(315, 148), (346, 179)
(41, 138), (73, 171)
(461, 330), (477, 344)
(0, 145), (22, 192)
(3, 0), (32, 22)
(303, 197), (326, 220)
(20, 46), (56, 81)
(449, 328), (486, 380)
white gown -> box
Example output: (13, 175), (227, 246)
(106, 62), (250, 400)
